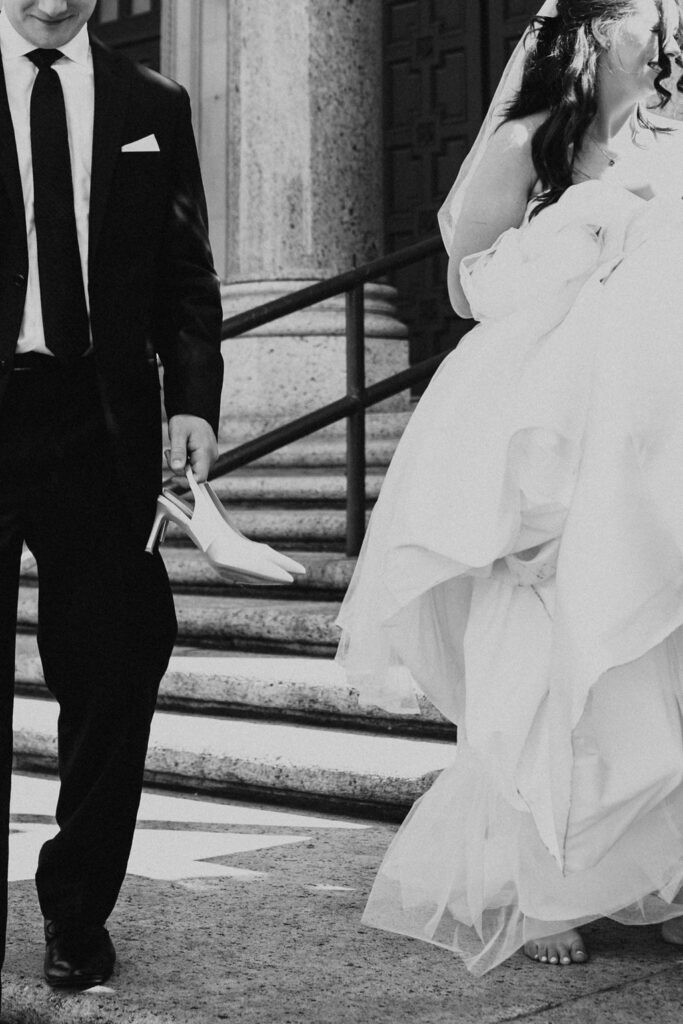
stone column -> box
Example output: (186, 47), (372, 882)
(162, 0), (410, 446)
(161, 0), (229, 277)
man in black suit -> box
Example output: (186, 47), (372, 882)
(0, 0), (223, 1001)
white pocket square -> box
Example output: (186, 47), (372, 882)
(121, 134), (160, 153)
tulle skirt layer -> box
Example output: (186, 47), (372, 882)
(363, 618), (683, 975)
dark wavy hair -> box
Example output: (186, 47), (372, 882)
(503, 0), (683, 217)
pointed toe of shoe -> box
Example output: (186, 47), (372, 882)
(265, 548), (307, 576)
(173, 469), (308, 584)
(206, 532), (301, 584)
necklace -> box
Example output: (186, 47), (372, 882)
(585, 113), (642, 168)
(586, 133), (618, 167)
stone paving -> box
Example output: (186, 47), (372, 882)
(3, 772), (683, 1024)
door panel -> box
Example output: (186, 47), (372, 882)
(92, 0), (161, 70)
(383, 0), (540, 371)
(383, 0), (484, 366)
(487, 0), (543, 86)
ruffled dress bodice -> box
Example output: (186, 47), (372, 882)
(461, 180), (640, 321)
(336, 181), (683, 973)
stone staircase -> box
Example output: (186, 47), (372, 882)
(12, 416), (458, 820)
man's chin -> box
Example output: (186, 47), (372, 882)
(26, 17), (80, 48)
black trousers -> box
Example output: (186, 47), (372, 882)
(0, 358), (177, 984)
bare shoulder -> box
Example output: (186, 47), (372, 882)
(646, 106), (683, 131)
(491, 111), (547, 151)
(477, 111), (547, 193)
(639, 108), (683, 154)
(483, 112), (547, 181)
(640, 108), (683, 174)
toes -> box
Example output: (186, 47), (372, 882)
(557, 943), (572, 966)
(525, 938), (581, 966)
(570, 940), (588, 963)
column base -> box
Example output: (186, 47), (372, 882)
(218, 280), (410, 446)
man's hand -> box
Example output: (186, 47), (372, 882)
(166, 415), (218, 483)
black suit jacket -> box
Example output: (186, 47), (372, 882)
(0, 37), (224, 540)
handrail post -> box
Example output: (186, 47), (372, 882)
(346, 283), (366, 557)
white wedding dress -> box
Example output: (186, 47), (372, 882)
(336, 177), (683, 974)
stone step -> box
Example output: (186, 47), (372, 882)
(17, 587), (341, 654)
(21, 548), (357, 596)
(12, 695), (455, 815)
(164, 548), (356, 595)
(14, 635), (453, 738)
(199, 469), (385, 505)
(162, 506), (370, 546)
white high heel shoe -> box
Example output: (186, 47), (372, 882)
(145, 466), (306, 585)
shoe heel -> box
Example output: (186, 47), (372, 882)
(145, 507), (169, 554)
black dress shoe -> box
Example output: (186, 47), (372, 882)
(44, 919), (116, 989)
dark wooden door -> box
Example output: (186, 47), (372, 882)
(487, 0), (544, 80)
(383, 0), (539, 371)
(383, 0), (484, 366)
(92, 0), (161, 70)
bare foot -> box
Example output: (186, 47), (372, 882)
(524, 929), (588, 966)
(661, 917), (683, 945)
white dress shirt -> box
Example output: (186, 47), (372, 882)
(0, 9), (94, 355)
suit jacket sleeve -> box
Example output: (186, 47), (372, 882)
(152, 86), (224, 434)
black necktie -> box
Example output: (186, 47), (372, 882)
(27, 49), (89, 362)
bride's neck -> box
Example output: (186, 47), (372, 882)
(592, 73), (641, 143)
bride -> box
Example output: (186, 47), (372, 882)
(336, 0), (683, 974)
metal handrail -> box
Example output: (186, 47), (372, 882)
(220, 234), (442, 340)
(206, 231), (453, 556)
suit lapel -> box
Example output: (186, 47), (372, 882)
(0, 52), (26, 226)
(89, 38), (132, 268)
